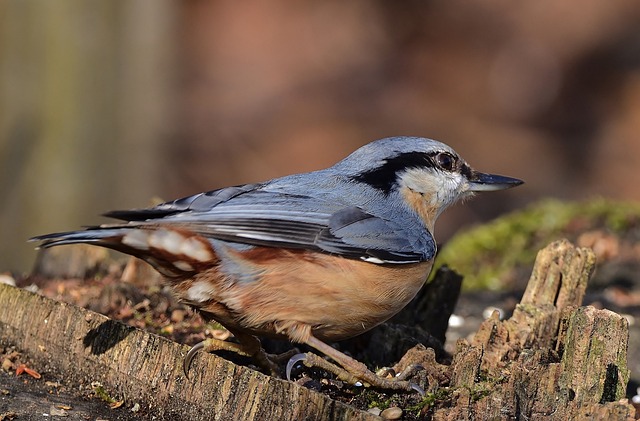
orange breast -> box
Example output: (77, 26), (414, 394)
(174, 245), (433, 343)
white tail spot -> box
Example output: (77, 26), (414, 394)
(180, 237), (212, 262)
(148, 229), (185, 255)
(122, 230), (150, 250)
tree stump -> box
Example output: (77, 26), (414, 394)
(434, 239), (634, 420)
(0, 239), (636, 420)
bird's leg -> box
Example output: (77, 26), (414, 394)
(288, 334), (424, 393)
(184, 330), (280, 377)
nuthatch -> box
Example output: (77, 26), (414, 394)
(32, 137), (523, 392)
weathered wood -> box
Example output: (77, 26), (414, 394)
(434, 239), (634, 420)
(0, 283), (378, 421)
(2, 239), (635, 420)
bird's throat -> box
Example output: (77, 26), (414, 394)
(400, 186), (440, 233)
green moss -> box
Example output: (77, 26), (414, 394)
(406, 384), (495, 416)
(407, 388), (452, 414)
(469, 384), (492, 402)
(434, 198), (640, 291)
(365, 393), (392, 410)
(91, 382), (119, 404)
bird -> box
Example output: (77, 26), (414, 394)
(32, 136), (523, 392)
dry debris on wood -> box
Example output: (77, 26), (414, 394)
(0, 239), (636, 420)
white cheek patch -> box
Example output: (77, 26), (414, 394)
(400, 169), (440, 205)
(186, 280), (215, 303)
(400, 168), (465, 207)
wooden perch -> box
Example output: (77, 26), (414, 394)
(0, 283), (378, 420)
(0, 239), (635, 420)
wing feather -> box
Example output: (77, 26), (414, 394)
(105, 184), (434, 264)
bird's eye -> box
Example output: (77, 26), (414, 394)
(435, 152), (457, 171)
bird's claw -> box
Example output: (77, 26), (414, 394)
(410, 382), (425, 394)
(183, 341), (205, 378)
(285, 353), (308, 381)
(395, 363), (424, 381)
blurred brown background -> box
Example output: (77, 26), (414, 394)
(2, 1), (640, 273)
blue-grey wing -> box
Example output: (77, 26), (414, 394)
(105, 184), (434, 264)
(318, 207), (433, 263)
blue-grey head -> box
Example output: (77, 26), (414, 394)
(334, 136), (523, 226)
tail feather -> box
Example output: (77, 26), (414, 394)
(30, 225), (217, 278)
(30, 228), (129, 249)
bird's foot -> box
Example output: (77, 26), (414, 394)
(376, 363), (424, 382)
(286, 352), (424, 394)
(183, 334), (281, 378)
(268, 348), (301, 364)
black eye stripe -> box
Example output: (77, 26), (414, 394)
(351, 151), (459, 193)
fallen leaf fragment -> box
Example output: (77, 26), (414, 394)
(15, 363), (41, 379)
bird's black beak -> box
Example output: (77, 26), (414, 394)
(468, 171), (524, 192)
